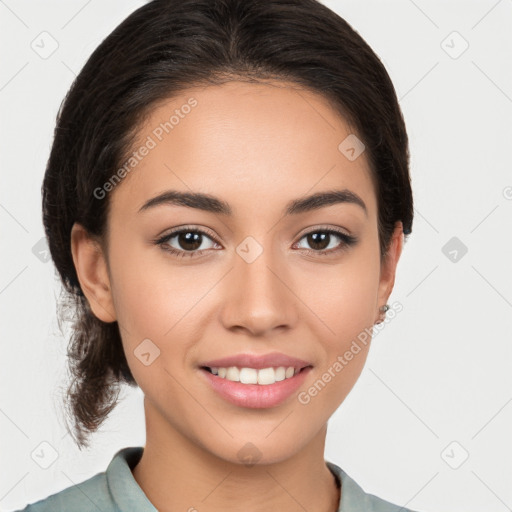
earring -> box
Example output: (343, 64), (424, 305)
(375, 304), (389, 324)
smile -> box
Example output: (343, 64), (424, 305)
(203, 365), (303, 385)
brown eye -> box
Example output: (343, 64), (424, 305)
(155, 227), (219, 259)
(295, 228), (357, 256)
(305, 232), (331, 251)
(173, 231), (203, 251)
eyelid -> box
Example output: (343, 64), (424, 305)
(156, 224), (218, 241)
(295, 223), (352, 239)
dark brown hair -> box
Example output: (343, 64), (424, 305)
(42, 0), (413, 448)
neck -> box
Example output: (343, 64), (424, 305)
(132, 399), (340, 512)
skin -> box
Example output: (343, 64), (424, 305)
(71, 80), (403, 512)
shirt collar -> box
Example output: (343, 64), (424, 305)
(106, 446), (157, 511)
(327, 460), (380, 511)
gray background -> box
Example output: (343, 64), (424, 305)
(1, 1), (511, 510)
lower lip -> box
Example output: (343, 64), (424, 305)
(200, 367), (312, 408)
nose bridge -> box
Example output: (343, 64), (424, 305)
(221, 233), (296, 334)
(238, 237), (280, 296)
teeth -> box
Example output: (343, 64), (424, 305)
(208, 366), (300, 385)
(226, 367), (240, 381)
(240, 367), (257, 384)
(257, 367), (275, 385)
(274, 367), (286, 381)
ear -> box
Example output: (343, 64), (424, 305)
(70, 222), (116, 323)
(375, 221), (404, 323)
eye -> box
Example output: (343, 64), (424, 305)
(294, 227), (357, 256)
(154, 226), (219, 259)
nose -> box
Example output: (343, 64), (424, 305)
(219, 240), (298, 337)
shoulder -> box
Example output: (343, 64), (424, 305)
(326, 461), (421, 512)
(15, 447), (154, 512)
(14, 472), (111, 512)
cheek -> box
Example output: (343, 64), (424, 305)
(107, 241), (212, 379)
(299, 248), (380, 340)
(108, 236), (200, 332)
(297, 245), (380, 402)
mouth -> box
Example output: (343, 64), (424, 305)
(199, 363), (313, 409)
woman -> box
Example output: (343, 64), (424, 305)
(17, 0), (417, 510)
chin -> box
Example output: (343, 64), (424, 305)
(205, 433), (309, 468)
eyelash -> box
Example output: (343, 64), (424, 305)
(154, 225), (357, 260)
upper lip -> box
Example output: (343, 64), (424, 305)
(201, 352), (312, 370)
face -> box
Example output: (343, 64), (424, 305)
(73, 80), (402, 465)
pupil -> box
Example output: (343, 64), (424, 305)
(308, 232), (329, 250)
(179, 232), (202, 251)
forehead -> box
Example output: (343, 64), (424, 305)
(110, 80), (376, 221)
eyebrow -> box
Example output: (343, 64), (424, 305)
(138, 188), (367, 217)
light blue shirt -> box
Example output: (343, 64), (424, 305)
(15, 447), (420, 511)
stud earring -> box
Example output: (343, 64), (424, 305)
(375, 304), (389, 325)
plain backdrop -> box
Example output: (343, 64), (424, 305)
(1, 1), (511, 511)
